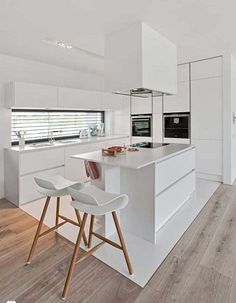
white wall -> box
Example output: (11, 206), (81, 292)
(230, 55), (236, 182)
(222, 54), (236, 185)
(0, 53), (104, 198)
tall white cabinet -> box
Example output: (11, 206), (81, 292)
(191, 57), (223, 181)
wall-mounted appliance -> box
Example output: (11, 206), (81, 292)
(164, 112), (190, 140)
(132, 114), (152, 137)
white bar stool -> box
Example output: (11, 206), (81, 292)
(62, 184), (133, 300)
(26, 175), (88, 265)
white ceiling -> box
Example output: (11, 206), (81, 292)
(1, 0), (236, 74)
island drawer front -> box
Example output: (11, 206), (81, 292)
(19, 166), (65, 205)
(155, 170), (195, 231)
(155, 148), (195, 195)
(20, 148), (65, 175)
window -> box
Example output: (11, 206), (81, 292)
(11, 109), (104, 145)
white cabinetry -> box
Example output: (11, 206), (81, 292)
(164, 81), (190, 113)
(191, 77), (222, 140)
(164, 64), (190, 113)
(190, 57), (223, 181)
(5, 82), (58, 108)
(4, 147), (65, 206)
(131, 97), (151, 114)
(58, 87), (102, 110)
(4, 137), (129, 206)
(191, 57), (222, 80)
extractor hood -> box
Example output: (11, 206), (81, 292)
(105, 22), (177, 97)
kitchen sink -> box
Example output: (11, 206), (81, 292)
(29, 142), (56, 147)
(57, 139), (80, 143)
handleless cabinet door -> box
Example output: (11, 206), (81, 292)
(20, 148), (64, 175)
(6, 82), (58, 108)
(131, 97), (152, 114)
(164, 81), (190, 113)
(191, 77), (223, 140)
(58, 87), (102, 110)
(191, 57), (222, 80)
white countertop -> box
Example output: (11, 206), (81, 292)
(72, 144), (195, 169)
(6, 135), (129, 153)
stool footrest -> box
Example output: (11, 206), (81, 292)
(75, 241), (105, 265)
(58, 215), (81, 227)
(39, 221), (67, 237)
(92, 232), (122, 250)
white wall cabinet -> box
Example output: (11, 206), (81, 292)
(191, 57), (222, 80)
(5, 81), (58, 108)
(131, 96), (152, 114)
(164, 81), (190, 113)
(58, 87), (102, 110)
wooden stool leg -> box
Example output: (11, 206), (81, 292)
(62, 213), (88, 300)
(56, 197), (60, 226)
(88, 215), (95, 248)
(75, 209), (88, 246)
(26, 196), (51, 264)
(112, 212), (133, 275)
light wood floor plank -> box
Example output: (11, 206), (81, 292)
(1, 183), (236, 303)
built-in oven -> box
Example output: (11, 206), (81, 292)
(164, 112), (190, 139)
(132, 114), (152, 137)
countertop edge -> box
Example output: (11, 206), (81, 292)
(5, 135), (129, 153)
(72, 145), (196, 170)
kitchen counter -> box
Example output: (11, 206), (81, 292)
(71, 143), (196, 286)
(6, 135), (129, 153)
(72, 143), (194, 169)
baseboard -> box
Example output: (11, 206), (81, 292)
(196, 172), (222, 182)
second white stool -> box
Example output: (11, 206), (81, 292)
(62, 184), (133, 300)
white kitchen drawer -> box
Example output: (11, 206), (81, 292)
(19, 166), (65, 204)
(164, 81), (190, 113)
(20, 148), (64, 175)
(177, 64), (189, 83)
(191, 57), (222, 80)
(155, 170), (195, 231)
(155, 148), (195, 195)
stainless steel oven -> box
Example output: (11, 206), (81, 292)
(132, 114), (152, 137)
(164, 112), (190, 139)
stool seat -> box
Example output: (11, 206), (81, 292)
(69, 185), (128, 215)
(62, 184), (133, 300)
(35, 175), (84, 197)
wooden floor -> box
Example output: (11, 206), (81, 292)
(1, 183), (236, 302)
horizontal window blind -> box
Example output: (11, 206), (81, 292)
(11, 109), (104, 145)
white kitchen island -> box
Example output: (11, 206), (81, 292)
(72, 144), (199, 286)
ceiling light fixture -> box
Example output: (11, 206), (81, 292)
(57, 41), (73, 49)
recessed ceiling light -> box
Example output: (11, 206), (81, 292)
(56, 41), (73, 49)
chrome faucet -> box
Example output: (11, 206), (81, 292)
(48, 130), (62, 144)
